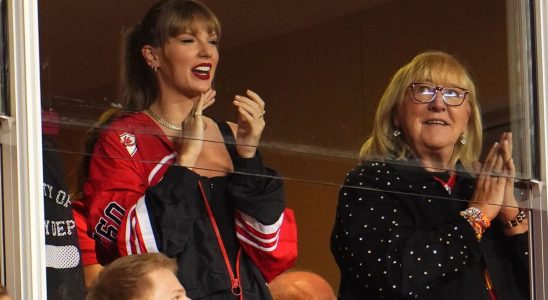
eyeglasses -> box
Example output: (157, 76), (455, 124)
(408, 82), (469, 106)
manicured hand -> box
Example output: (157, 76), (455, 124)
(233, 89), (265, 158)
(175, 89), (216, 167)
(469, 138), (507, 221)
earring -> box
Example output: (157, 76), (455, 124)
(393, 128), (401, 137)
(460, 134), (466, 145)
(149, 64), (158, 72)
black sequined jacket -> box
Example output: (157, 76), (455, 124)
(331, 160), (529, 300)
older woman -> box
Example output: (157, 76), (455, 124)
(331, 51), (529, 299)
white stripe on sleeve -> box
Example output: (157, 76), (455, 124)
(235, 219), (279, 244)
(148, 152), (176, 184)
(236, 232), (280, 252)
(135, 197), (159, 253)
(124, 206), (136, 255)
(237, 210), (284, 235)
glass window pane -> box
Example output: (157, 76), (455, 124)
(38, 0), (545, 298)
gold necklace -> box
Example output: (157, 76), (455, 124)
(146, 107), (182, 131)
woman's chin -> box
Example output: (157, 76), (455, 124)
(415, 140), (458, 154)
(183, 88), (212, 99)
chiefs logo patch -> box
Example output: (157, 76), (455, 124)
(119, 133), (137, 156)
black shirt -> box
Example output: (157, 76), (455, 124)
(331, 160), (529, 300)
(43, 136), (86, 299)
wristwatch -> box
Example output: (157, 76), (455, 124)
(503, 208), (528, 229)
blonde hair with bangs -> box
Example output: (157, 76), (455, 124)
(121, 0), (221, 111)
(359, 51), (482, 172)
(152, 0), (221, 47)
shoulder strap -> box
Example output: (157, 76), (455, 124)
(215, 120), (238, 161)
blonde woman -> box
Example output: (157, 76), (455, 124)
(331, 51), (528, 299)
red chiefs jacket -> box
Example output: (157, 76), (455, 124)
(84, 112), (297, 299)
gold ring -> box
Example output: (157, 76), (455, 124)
(258, 111), (266, 118)
(194, 113), (202, 116)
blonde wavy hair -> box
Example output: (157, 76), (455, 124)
(359, 51), (482, 172)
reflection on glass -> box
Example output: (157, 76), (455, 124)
(331, 52), (529, 299)
(37, 0), (540, 297)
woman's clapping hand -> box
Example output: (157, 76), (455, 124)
(469, 132), (514, 221)
(233, 89), (266, 158)
(175, 89), (216, 167)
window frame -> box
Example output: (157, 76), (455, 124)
(530, 0), (548, 298)
(1, 0), (46, 298)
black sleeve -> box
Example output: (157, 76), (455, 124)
(505, 232), (530, 295)
(506, 232), (529, 270)
(331, 163), (483, 298)
(227, 153), (285, 225)
(145, 165), (200, 257)
(43, 136), (87, 300)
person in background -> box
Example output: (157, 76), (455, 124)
(83, 0), (297, 298)
(331, 51), (528, 299)
(43, 123), (87, 299)
(268, 270), (336, 300)
(86, 253), (189, 300)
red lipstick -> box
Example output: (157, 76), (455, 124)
(192, 63), (212, 80)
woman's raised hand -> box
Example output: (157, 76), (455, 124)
(175, 89), (216, 167)
(496, 133), (526, 225)
(469, 134), (509, 221)
(500, 132), (517, 208)
(233, 90), (266, 158)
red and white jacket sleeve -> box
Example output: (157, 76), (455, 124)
(116, 165), (200, 257)
(116, 194), (160, 256)
(72, 200), (99, 267)
(83, 127), (148, 264)
(228, 155), (298, 282)
(234, 208), (297, 282)
(116, 153), (298, 282)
